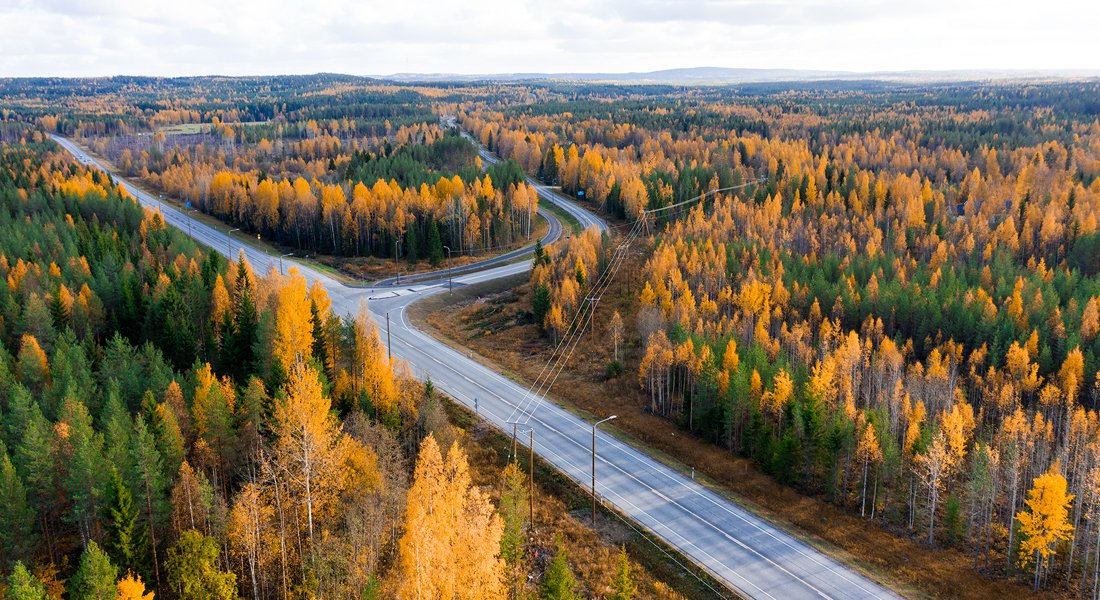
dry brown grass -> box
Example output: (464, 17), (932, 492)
(411, 271), (1071, 600)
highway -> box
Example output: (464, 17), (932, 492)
(51, 133), (900, 600)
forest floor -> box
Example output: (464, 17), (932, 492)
(410, 272), (1071, 600)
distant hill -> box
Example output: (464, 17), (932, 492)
(383, 66), (1100, 84)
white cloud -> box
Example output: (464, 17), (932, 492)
(0, 0), (1097, 76)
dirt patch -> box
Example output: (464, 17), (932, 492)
(410, 273), (1068, 600)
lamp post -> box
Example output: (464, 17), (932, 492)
(592, 415), (616, 524)
(227, 228), (240, 258)
(279, 253), (294, 276)
(394, 237), (401, 284)
(185, 207), (198, 239)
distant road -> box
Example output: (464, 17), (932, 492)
(447, 115), (608, 233)
(52, 133), (900, 600)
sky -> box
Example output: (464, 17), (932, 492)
(1, 0), (1098, 77)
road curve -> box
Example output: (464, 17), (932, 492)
(448, 116), (608, 234)
(51, 133), (900, 600)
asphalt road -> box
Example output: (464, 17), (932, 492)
(448, 115), (609, 234)
(52, 133), (900, 600)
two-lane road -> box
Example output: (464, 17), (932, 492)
(52, 133), (900, 600)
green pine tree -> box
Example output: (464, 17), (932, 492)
(0, 447), (36, 569)
(6, 561), (48, 600)
(611, 545), (637, 600)
(164, 530), (237, 600)
(541, 538), (577, 600)
(129, 415), (167, 589)
(68, 541), (118, 600)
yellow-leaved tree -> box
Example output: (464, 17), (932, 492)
(399, 434), (505, 599)
(274, 267), (314, 373)
(1017, 465), (1074, 591)
(116, 572), (155, 600)
(272, 362), (348, 566)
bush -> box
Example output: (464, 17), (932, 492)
(606, 360), (624, 377)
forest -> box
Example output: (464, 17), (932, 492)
(6, 73), (1100, 596)
(0, 77), (542, 269)
(0, 124), (660, 599)
(509, 80), (1100, 593)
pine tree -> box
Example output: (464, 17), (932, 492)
(68, 541), (119, 600)
(6, 562), (48, 600)
(0, 447), (35, 568)
(128, 416), (165, 588)
(610, 545), (637, 600)
(224, 256), (258, 380)
(61, 398), (108, 544)
(532, 283), (551, 326)
(540, 539), (577, 600)
(163, 530), (237, 600)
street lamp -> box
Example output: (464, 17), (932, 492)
(279, 253), (294, 276)
(227, 228), (240, 258)
(592, 415), (617, 524)
(185, 207), (198, 239)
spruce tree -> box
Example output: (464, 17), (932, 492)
(104, 467), (142, 574)
(428, 220), (444, 266)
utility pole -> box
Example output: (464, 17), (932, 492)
(386, 312), (392, 362)
(592, 415), (617, 525)
(529, 428), (535, 528)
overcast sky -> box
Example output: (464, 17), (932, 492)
(2, 0), (1097, 77)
